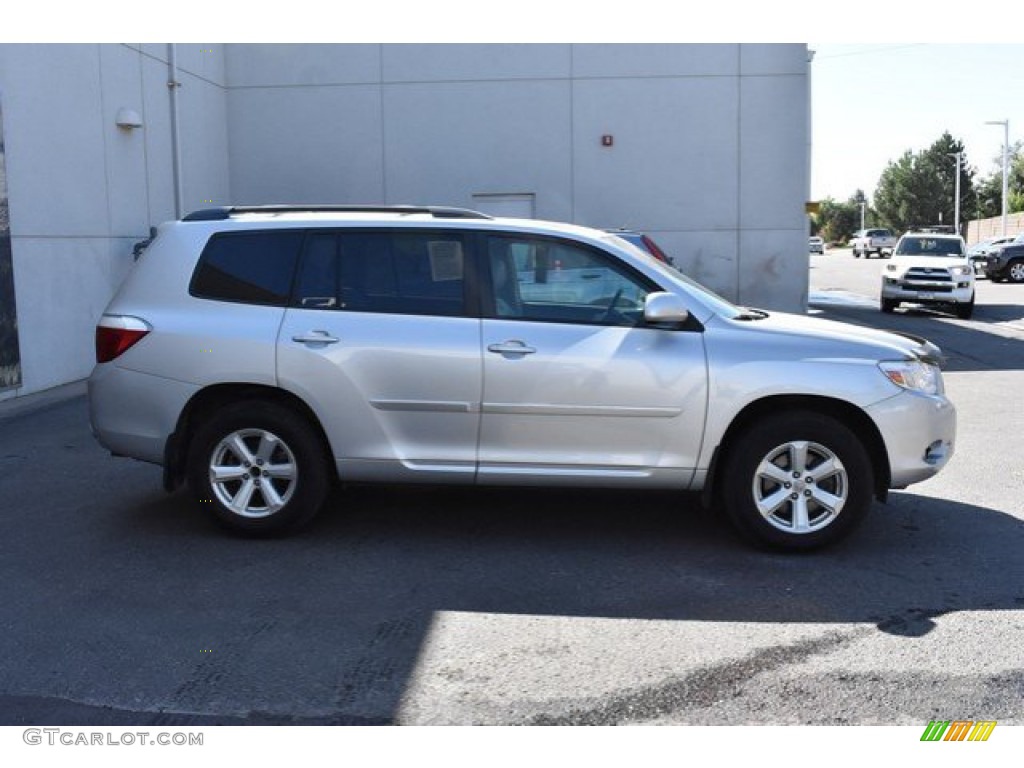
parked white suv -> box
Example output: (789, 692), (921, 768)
(88, 205), (956, 551)
(880, 232), (975, 318)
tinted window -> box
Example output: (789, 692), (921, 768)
(293, 233), (339, 309)
(895, 237), (965, 257)
(488, 235), (652, 326)
(290, 231), (467, 317)
(191, 231), (303, 306)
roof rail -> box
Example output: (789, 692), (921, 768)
(181, 205), (493, 222)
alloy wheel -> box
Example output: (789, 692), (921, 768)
(209, 429), (298, 518)
(752, 440), (848, 534)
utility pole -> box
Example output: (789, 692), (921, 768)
(949, 151), (963, 235)
(860, 201), (866, 230)
(985, 120), (1010, 236)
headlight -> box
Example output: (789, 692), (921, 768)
(949, 266), (969, 276)
(879, 360), (941, 395)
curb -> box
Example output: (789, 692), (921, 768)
(0, 379), (88, 421)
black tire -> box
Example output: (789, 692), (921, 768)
(1008, 261), (1024, 283)
(187, 400), (332, 535)
(954, 294), (975, 320)
(719, 411), (874, 551)
(853, 249), (861, 258)
(880, 297), (898, 313)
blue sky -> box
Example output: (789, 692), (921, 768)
(811, 44), (1024, 204)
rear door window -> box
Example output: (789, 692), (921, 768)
(290, 230), (470, 317)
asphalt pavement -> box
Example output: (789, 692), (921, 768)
(0, 253), (1022, 725)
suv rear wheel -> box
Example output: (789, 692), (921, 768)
(720, 411), (873, 551)
(187, 401), (332, 534)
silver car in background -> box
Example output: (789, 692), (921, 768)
(89, 205), (956, 550)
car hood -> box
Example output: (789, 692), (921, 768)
(731, 310), (944, 365)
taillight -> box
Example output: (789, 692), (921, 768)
(95, 315), (150, 363)
(641, 234), (671, 263)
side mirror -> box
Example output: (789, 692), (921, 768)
(643, 292), (690, 326)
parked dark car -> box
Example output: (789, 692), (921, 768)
(968, 235), (1016, 276)
(982, 237), (1024, 283)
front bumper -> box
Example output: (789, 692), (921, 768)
(881, 279), (973, 304)
(866, 388), (956, 489)
(982, 261), (1010, 279)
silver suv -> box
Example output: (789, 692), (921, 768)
(89, 205), (957, 550)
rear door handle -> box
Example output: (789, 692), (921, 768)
(487, 340), (536, 356)
(292, 330), (340, 344)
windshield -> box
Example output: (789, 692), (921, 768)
(895, 236), (965, 257)
(602, 233), (744, 319)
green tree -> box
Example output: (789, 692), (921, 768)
(973, 140), (1023, 218)
(814, 194), (862, 243)
(975, 173), (1003, 219)
(1003, 144), (1024, 214)
(873, 132), (975, 234)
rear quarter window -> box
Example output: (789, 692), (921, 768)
(190, 230), (304, 306)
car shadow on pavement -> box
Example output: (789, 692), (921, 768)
(5, 476), (1019, 725)
(810, 299), (1024, 372)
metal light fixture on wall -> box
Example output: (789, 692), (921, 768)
(115, 107), (143, 130)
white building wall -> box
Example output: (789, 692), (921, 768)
(738, 45), (812, 311)
(0, 44), (230, 399)
(225, 43), (810, 312)
(0, 43), (810, 399)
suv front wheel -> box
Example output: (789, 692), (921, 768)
(954, 294), (975, 320)
(720, 411), (873, 551)
(187, 401), (332, 534)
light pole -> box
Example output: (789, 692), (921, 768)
(949, 151), (963, 235)
(860, 201), (866, 230)
(985, 119), (1009, 236)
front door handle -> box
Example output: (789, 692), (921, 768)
(292, 330), (340, 344)
(487, 340), (536, 356)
